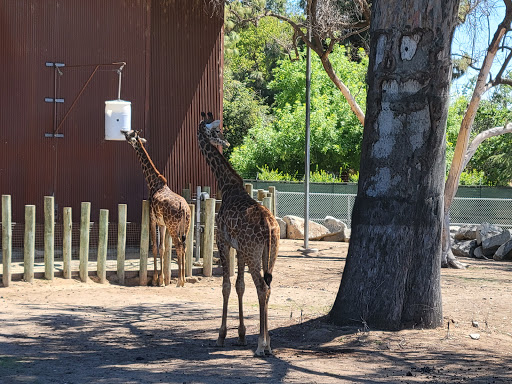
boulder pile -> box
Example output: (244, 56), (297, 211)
(451, 222), (512, 261)
(277, 215), (350, 242)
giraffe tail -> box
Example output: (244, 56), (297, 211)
(262, 215), (273, 288)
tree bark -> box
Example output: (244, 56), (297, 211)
(329, 0), (460, 330)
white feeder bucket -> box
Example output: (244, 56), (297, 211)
(105, 100), (131, 140)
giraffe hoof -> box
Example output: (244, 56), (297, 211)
(254, 347), (266, 357)
(237, 337), (247, 346)
(216, 338), (225, 347)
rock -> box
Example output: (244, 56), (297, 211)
(493, 239), (512, 261)
(310, 231), (345, 242)
(451, 239), (477, 258)
(186, 277), (199, 283)
(473, 246), (488, 260)
(344, 228), (351, 242)
(476, 222), (503, 246)
(472, 320), (479, 328)
(323, 216), (347, 233)
(481, 229), (510, 256)
(454, 225), (479, 241)
(275, 217), (287, 239)
(469, 333), (480, 340)
(283, 215), (330, 240)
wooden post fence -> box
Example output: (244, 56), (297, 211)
(117, 204), (127, 285)
(2, 195), (12, 287)
(245, 183), (253, 198)
(268, 186), (277, 216)
(164, 231), (172, 286)
(24, 205), (35, 282)
(202, 197), (215, 277)
(140, 200), (150, 286)
(97, 209), (108, 283)
(79, 202), (91, 283)
(185, 203), (195, 277)
(257, 189), (266, 202)
(44, 196), (54, 281)
(63, 208), (72, 279)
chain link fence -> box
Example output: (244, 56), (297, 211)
(276, 191), (512, 228)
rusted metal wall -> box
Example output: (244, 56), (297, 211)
(0, 0), (223, 223)
(148, 0), (223, 197)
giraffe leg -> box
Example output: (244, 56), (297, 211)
(157, 225), (166, 287)
(150, 219), (159, 286)
(175, 240), (185, 287)
(216, 238), (231, 347)
(249, 265), (270, 356)
(235, 253), (247, 346)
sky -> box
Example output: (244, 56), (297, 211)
(450, 1), (509, 96)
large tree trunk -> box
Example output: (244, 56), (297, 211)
(329, 0), (460, 330)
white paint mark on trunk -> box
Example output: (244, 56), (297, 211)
(375, 35), (387, 70)
(400, 34), (420, 61)
(408, 106), (430, 150)
(366, 167), (401, 197)
(372, 102), (401, 159)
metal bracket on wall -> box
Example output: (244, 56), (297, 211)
(45, 61), (65, 138)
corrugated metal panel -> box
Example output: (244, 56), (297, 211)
(0, 0), (223, 223)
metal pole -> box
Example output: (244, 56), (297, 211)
(304, 10), (312, 250)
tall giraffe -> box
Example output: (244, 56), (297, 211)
(124, 130), (191, 287)
(197, 112), (280, 356)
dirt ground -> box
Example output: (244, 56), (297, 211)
(1, 239), (511, 384)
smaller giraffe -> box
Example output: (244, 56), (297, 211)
(197, 112), (280, 356)
(124, 130), (191, 287)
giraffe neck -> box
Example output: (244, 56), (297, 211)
(134, 138), (167, 195)
(198, 134), (243, 194)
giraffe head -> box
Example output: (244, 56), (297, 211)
(123, 130), (147, 149)
(199, 112), (230, 148)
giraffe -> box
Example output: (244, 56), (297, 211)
(124, 130), (191, 287)
(197, 112), (280, 356)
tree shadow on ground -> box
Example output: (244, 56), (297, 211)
(0, 304), (511, 383)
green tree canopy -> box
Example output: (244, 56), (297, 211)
(229, 45), (367, 179)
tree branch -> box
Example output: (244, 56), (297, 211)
(463, 122), (512, 169)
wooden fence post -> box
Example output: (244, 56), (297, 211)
(202, 198), (215, 277)
(44, 196), (54, 280)
(2, 195), (12, 287)
(263, 196), (272, 212)
(97, 209), (108, 284)
(140, 200), (150, 286)
(268, 186), (277, 216)
(163, 231), (172, 286)
(182, 188), (191, 202)
(117, 204), (127, 285)
(79, 202), (91, 283)
(257, 189), (266, 202)
(63, 208), (72, 279)
(24, 205), (35, 282)
(245, 183), (253, 199)
(185, 203), (195, 277)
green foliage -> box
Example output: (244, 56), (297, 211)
(447, 85), (512, 186)
(256, 165), (296, 181)
(458, 169), (488, 186)
(229, 45), (367, 178)
(223, 69), (270, 157)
